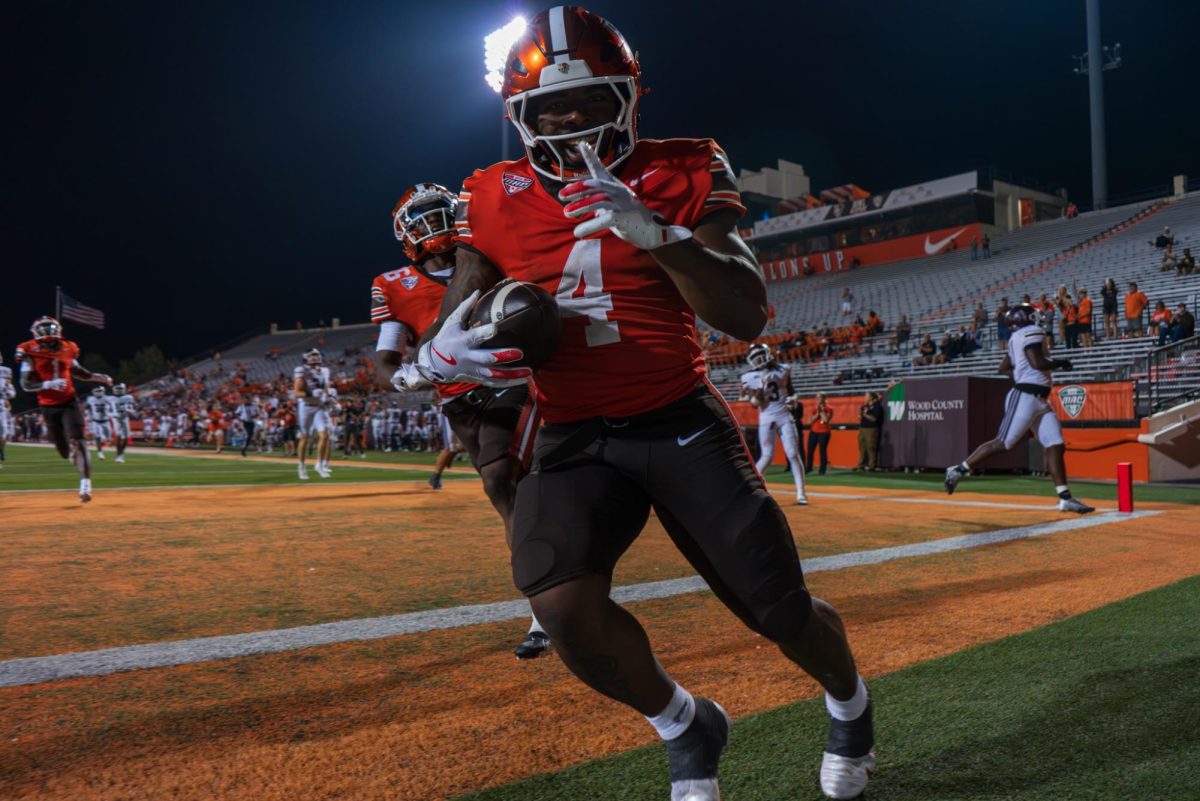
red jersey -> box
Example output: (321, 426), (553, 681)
(14, 338), (81, 406)
(455, 138), (746, 422)
(371, 266), (474, 401)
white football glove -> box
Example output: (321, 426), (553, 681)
(40, 379), (68, 391)
(559, 141), (693, 250)
(390, 364), (428, 393)
(412, 291), (530, 387)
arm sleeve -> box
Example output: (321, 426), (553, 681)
(686, 140), (747, 229)
(375, 320), (411, 353)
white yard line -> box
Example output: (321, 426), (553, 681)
(0, 510), (1156, 689)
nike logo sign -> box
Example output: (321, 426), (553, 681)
(431, 345), (456, 366)
(493, 389), (507, 398)
(677, 423), (714, 447)
(924, 227), (968, 255)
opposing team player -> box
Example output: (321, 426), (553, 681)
(293, 348), (333, 479)
(376, 182), (546, 659)
(409, 9), (873, 799)
(0, 353), (14, 466)
(109, 383), (136, 462)
(85, 386), (111, 460)
(741, 343), (808, 504)
(15, 316), (111, 502)
(945, 303), (1094, 513)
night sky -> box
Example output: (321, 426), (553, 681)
(4, 1), (1197, 365)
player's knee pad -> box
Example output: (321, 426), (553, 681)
(728, 494), (813, 641)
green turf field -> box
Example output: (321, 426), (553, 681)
(762, 466), (1200, 505)
(458, 576), (1200, 801)
(0, 444), (471, 491)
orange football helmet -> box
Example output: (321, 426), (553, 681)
(31, 315), (63, 342)
(501, 6), (642, 181)
(392, 183), (459, 262)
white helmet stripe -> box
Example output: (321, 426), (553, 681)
(549, 6), (569, 63)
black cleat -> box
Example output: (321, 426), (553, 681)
(514, 630), (550, 659)
(428, 473), (443, 490)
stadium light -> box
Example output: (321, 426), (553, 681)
(484, 16), (526, 93)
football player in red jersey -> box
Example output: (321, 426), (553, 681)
(412, 9), (874, 799)
(375, 183), (547, 659)
(15, 316), (112, 502)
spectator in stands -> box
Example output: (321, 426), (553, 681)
(1153, 226), (1174, 249)
(935, 331), (961, 364)
(1037, 293), (1057, 345)
(855, 391), (883, 471)
(1101, 278), (1119, 340)
(958, 325), (981, 355)
(972, 303), (988, 332)
(1151, 301), (1174, 344)
(970, 235), (979, 260)
(1178, 248), (1195, 276)
(865, 310), (883, 336)
(1161, 246), (1178, 273)
(890, 315), (912, 354)
(981, 233), (991, 258)
(806, 394), (832, 475)
(841, 288), (854, 317)
(1076, 289), (1094, 347)
(1062, 293), (1080, 349)
(1065, 201), (1079, 219)
(1171, 303), (1195, 342)
(995, 298), (1011, 344)
(912, 334), (936, 366)
(1125, 282), (1149, 336)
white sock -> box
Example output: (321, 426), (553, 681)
(1056, 484), (1070, 498)
(646, 683), (695, 740)
(80, 478), (92, 493)
(528, 612), (544, 634)
(825, 675), (869, 721)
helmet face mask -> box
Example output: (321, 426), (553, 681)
(113, 383), (127, 396)
(393, 184), (458, 262)
(1006, 303), (1038, 329)
(304, 349), (323, 367)
(31, 316), (62, 343)
(92, 387), (105, 398)
(747, 344), (774, 370)
(506, 76), (637, 181)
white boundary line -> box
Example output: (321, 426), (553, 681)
(0, 510), (1156, 689)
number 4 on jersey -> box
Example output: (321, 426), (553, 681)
(555, 240), (620, 347)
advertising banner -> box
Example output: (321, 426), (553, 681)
(880, 377), (1025, 469)
(760, 223), (982, 282)
(1050, 382), (1134, 423)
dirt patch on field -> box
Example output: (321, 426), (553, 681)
(1, 484), (1070, 657)
(1, 494), (1196, 800)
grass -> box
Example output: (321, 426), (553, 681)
(0, 443), (473, 490)
(763, 465), (1200, 505)
(457, 575), (1200, 801)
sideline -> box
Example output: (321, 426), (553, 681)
(0, 510), (1156, 688)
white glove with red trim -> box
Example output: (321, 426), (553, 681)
(411, 291), (530, 387)
(40, 379), (68, 391)
(559, 141), (693, 251)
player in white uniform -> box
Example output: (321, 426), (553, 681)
(0, 354), (15, 466)
(293, 348), (333, 479)
(109, 384), (136, 462)
(944, 303), (1094, 512)
(385, 401), (404, 451)
(85, 387), (111, 460)
(369, 403), (386, 451)
(740, 344), (808, 504)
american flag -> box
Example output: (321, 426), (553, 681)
(60, 292), (106, 330)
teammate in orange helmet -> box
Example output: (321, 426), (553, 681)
(412, 8), (873, 799)
(15, 316), (112, 502)
(376, 183), (546, 659)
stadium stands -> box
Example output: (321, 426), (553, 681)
(712, 192), (1200, 401)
